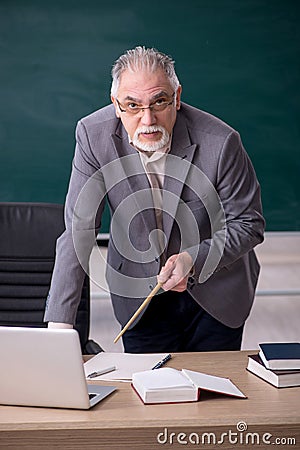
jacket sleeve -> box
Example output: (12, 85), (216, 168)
(187, 130), (265, 284)
(44, 120), (106, 324)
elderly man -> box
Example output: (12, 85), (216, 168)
(44, 46), (265, 352)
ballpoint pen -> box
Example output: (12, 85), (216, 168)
(152, 354), (172, 370)
(87, 366), (116, 379)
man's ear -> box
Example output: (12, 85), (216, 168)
(175, 86), (182, 110)
(111, 95), (120, 118)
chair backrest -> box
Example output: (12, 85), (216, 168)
(0, 202), (102, 353)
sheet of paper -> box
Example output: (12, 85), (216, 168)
(84, 352), (169, 381)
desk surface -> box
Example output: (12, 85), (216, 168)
(0, 351), (299, 450)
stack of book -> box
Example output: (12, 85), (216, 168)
(247, 342), (300, 388)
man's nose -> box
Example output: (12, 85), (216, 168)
(140, 107), (157, 126)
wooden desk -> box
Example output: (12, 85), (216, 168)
(0, 351), (299, 450)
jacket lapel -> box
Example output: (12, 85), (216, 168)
(163, 114), (197, 246)
(110, 115), (197, 259)
(110, 123), (158, 247)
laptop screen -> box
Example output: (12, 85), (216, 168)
(0, 327), (115, 409)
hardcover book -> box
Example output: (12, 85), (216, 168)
(259, 343), (300, 370)
(247, 354), (300, 388)
(132, 368), (246, 404)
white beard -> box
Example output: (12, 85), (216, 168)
(132, 125), (170, 152)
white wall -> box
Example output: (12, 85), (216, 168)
(242, 232), (300, 349)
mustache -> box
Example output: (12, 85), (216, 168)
(136, 125), (166, 135)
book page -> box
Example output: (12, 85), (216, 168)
(84, 353), (169, 381)
(133, 368), (195, 390)
(182, 369), (246, 398)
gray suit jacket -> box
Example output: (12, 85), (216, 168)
(44, 102), (265, 328)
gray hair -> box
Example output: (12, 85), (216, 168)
(110, 46), (180, 97)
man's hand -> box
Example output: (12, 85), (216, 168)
(48, 322), (73, 329)
(157, 251), (193, 292)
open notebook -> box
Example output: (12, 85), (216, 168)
(0, 327), (116, 409)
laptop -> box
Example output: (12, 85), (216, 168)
(0, 326), (116, 409)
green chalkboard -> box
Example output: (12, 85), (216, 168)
(0, 0), (299, 231)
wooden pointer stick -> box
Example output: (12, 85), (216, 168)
(114, 282), (163, 343)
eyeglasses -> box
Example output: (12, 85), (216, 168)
(116, 92), (175, 115)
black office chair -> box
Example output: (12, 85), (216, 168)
(0, 202), (103, 354)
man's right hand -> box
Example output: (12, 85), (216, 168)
(47, 322), (73, 329)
